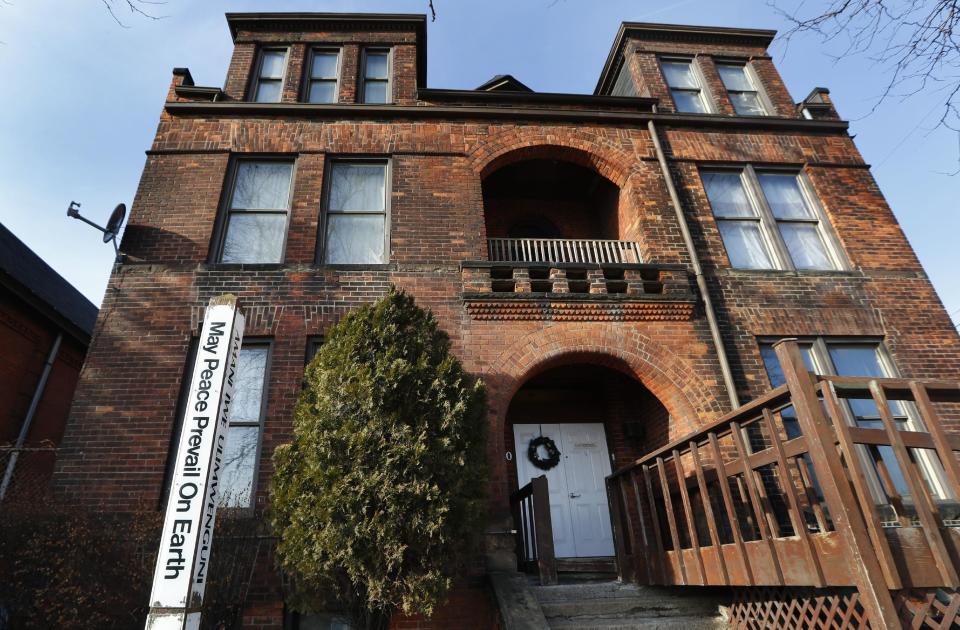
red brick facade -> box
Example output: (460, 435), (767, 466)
(56, 13), (960, 629)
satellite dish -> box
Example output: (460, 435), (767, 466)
(103, 203), (126, 243)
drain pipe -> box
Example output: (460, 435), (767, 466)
(0, 333), (62, 501)
(648, 120), (740, 409)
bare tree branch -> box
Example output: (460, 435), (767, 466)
(428, 0), (436, 22)
(771, 0), (960, 172)
(100, 0), (165, 27)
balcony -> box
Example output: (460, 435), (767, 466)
(462, 240), (694, 322)
(487, 237), (642, 265)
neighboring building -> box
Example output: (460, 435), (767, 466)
(0, 223), (97, 503)
(54, 13), (960, 629)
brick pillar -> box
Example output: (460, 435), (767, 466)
(550, 268), (569, 293)
(588, 268), (607, 294)
(513, 267), (531, 293)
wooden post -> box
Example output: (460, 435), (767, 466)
(607, 477), (632, 583)
(773, 339), (901, 629)
(531, 475), (557, 585)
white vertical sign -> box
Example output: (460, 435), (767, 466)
(145, 295), (245, 630)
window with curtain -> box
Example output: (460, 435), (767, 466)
(219, 161), (293, 264)
(219, 344), (269, 508)
(305, 49), (340, 103)
(660, 58), (708, 113)
(717, 63), (767, 116)
(252, 49), (287, 103)
(322, 161), (388, 264)
(361, 49), (390, 104)
(759, 338), (951, 519)
(702, 167), (841, 271)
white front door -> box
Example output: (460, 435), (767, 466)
(513, 423), (615, 558)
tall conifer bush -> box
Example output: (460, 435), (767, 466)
(270, 288), (487, 629)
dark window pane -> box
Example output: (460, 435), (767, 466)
(232, 162), (292, 210)
(222, 214), (286, 263)
(364, 81), (388, 104)
(324, 214), (385, 264)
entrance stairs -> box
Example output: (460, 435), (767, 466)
(491, 571), (729, 630)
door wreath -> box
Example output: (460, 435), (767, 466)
(527, 435), (561, 471)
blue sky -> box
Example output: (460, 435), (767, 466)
(1, 0), (957, 327)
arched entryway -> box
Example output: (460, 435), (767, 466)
(505, 363), (670, 561)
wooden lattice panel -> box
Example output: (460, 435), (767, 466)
(729, 587), (870, 629)
(894, 589), (960, 629)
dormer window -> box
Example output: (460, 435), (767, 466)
(717, 63), (767, 116)
(360, 49), (391, 104)
(252, 48), (287, 103)
(305, 48), (340, 103)
(660, 58), (708, 113)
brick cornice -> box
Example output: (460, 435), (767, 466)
(162, 101), (850, 133)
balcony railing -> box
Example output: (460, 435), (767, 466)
(487, 238), (642, 264)
(605, 340), (960, 629)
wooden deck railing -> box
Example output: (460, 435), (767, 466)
(510, 475), (557, 585)
(605, 340), (960, 629)
(488, 238), (642, 264)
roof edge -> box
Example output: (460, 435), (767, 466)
(595, 21), (778, 95)
(225, 12), (429, 87)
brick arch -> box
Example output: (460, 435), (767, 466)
(485, 324), (722, 439)
(470, 130), (636, 188)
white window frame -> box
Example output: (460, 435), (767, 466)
(702, 165), (847, 271)
(216, 158), (296, 264)
(250, 47), (289, 103)
(359, 48), (392, 104)
(760, 337), (952, 510)
(303, 47), (341, 104)
(716, 61), (772, 116)
(318, 157), (391, 265)
(659, 56), (713, 114)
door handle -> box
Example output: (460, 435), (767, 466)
(569, 492), (581, 499)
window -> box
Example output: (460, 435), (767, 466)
(218, 161), (294, 264)
(759, 338), (952, 515)
(220, 344), (270, 508)
(252, 48), (287, 103)
(701, 167), (842, 271)
(305, 335), (324, 365)
(360, 49), (390, 104)
(305, 49), (340, 103)
(660, 58), (708, 113)
(717, 63), (767, 116)
(321, 160), (389, 264)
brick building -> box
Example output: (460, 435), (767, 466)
(56, 12), (960, 629)
(1, 223), (97, 504)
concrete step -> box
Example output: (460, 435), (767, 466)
(539, 595), (719, 618)
(529, 581), (728, 630)
(546, 614), (727, 629)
